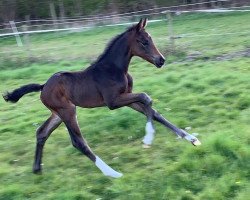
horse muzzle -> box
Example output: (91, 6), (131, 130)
(154, 56), (165, 68)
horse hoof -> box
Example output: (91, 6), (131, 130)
(109, 172), (123, 178)
(182, 130), (201, 146)
(33, 168), (42, 175)
(95, 156), (123, 178)
(33, 169), (42, 174)
(142, 144), (151, 149)
(192, 139), (201, 146)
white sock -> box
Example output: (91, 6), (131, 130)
(95, 156), (123, 178)
(183, 131), (201, 146)
(142, 122), (155, 145)
(184, 133), (195, 141)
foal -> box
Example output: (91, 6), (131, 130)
(3, 18), (200, 178)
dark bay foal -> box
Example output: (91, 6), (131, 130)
(3, 18), (200, 178)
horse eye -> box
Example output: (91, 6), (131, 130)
(140, 40), (149, 47)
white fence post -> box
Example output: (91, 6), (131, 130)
(59, 1), (66, 28)
(9, 21), (23, 47)
(50, 2), (58, 29)
(22, 24), (32, 60)
(167, 12), (175, 53)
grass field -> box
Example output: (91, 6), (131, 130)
(0, 12), (250, 199)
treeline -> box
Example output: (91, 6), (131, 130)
(0, 0), (249, 23)
(0, 0), (175, 23)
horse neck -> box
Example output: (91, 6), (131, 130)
(100, 33), (132, 73)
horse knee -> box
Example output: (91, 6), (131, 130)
(140, 93), (152, 106)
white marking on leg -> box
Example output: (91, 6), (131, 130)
(142, 121), (155, 145)
(182, 129), (201, 146)
(95, 155), (123, 178)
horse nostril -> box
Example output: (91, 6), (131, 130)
(157, 56), (165, 67)
(160, 57), (165, 65)
(154, 56), (165, 67)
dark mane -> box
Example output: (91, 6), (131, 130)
(91, 24), (137, 65)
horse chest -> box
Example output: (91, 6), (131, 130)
(117, 75), (129, 93)
(94, 68), (130, 94)
(111, 72), (130, 93)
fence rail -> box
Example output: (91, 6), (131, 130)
(0, 1), (249, 61)
(1, 5), (249, 43)
(0, 0), (233, 37)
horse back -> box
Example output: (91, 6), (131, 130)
(41, 70), (105, 109)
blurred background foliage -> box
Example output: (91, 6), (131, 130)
(0, 0), (249, 23)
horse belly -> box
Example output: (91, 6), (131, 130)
(72, 85), (105, 108)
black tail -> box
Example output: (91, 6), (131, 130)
(3, 83), (44, 103)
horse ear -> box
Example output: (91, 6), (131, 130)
(136, 18), (146, 32)
(142, 18), (148, 28)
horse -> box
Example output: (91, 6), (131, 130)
(3, 18), (200, 178)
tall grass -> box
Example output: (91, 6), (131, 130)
(0, 12), (249, 199)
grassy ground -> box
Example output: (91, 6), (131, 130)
(0, 12), (250, 199)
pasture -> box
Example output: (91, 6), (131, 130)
(0, 12), (250, 199)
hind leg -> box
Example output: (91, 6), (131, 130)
(55, 105), (122, 178)
(33, 113), (62, 173)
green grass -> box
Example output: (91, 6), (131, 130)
(0, 12), (250, 199)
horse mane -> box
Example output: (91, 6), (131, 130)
(91, 24), (137, 66)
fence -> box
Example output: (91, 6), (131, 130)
(0, 1), (233, 37)
(0, 0), (249, 65)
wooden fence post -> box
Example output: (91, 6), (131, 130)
(22, 24), (32, 61)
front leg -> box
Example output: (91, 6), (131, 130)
(125, 74), (155, 146)
(153, 109), (201, 146)
(129, 103), (201, 146)
(103, 92), (156, 146)
(104, 92), (152, 110)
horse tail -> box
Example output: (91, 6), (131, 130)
(3, 83), (44, 103)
